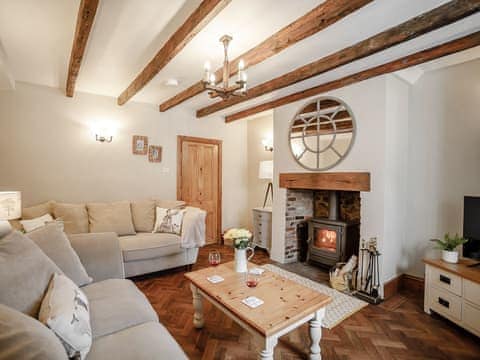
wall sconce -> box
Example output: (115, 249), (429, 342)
(262, 136), (273, 152)
(96, 134), (113, 143)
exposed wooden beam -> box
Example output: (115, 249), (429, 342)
(159, 0), (372, 112)
(117, 0), (230, 105)
(66, 0), (99, 97)
(279, 172), (371, 192)
(225, 31), (480, 122)
(197, 0), (480, 117)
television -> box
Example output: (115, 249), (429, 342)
(463, 196), (480, 260)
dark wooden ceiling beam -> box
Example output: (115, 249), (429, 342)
(117, 0), (231, 105)
(159, 0), (372, 112)
(197, 0), (480, 118)
(66, 0), (99, 97)
(224, 31), (480, 122)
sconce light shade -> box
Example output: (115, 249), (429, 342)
(0, 191), (22, 220)
(258, 160), (273, 180)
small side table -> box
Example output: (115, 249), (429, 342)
(252, 207), (272, 252)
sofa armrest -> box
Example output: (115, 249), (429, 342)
(68, 232), (125, 282)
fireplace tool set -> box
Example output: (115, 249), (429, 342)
(354, 238), (383, 304)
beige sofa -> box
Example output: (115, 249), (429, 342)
(17, 199), (206, 277)
(0, 231), (188, 360)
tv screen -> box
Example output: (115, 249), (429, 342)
(463, 196), (480, 260)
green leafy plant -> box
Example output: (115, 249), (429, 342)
(430, 233), (468, 251)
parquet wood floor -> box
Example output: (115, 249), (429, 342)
(133, 245), (480, 359)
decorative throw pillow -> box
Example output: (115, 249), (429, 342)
(87, 201), (136, 236)
(153, 207), (186, 235)
(22, 201), (55, 220)
(0, 231), (63, 317)
(0, 303), (68, 360)
(131, 200), (156, 232)
(39, 273), (92, 360)
(27, 222), (92, 287)
(20, 213), (54, 233)
(53, 203), (89, 234)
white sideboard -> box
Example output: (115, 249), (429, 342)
(424, 258), (480, 337)
(252, 207), (272, 252)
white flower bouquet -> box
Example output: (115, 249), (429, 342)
(224, 228), (252, 249)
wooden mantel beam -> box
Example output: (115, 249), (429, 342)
(196, 0), (480, 117)
(117, 0), (230, 106)
(66, 0), (99, 97)
(279, 172), (371, 192)
(158, 0), (372, 112)
(225, 31), (480, 122)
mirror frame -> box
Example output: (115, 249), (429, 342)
(288, 96), (356, 171)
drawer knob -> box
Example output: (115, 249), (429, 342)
(439, 274), (451, 285)
(438, 297), (450, 309)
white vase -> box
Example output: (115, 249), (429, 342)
(442, 250), (458, 264)
(234, 247), (254, 273)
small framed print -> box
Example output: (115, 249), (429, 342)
(132, 135), (148, 155)
(148, 145), (162, 162)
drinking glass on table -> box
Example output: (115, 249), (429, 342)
(208, 250), (221, 274)
(245, 269), (260, 288)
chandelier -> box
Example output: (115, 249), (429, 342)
(202, 35), (247, 100)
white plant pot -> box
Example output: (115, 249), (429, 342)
(234, 247), (254, 273)
(442, 250), (458, 264)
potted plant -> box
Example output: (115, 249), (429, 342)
(430, 233), (468, 264)
(224, 228), (254, 273)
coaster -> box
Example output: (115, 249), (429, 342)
(207, 275), (224, 284)
(249, 267), (265, 275)
(242, 296), (264, 308)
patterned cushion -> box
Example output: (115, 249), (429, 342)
(153, 207), (186, 235)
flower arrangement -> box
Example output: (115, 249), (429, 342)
(224, 228), (252, 249)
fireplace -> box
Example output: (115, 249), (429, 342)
(307, 191), (360, 268)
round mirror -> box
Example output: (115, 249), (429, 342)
(288, 96), (355, 171)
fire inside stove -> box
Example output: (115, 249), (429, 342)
(314, 229), (337, 252)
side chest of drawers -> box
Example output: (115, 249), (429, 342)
(424, 260), (480, 337)
(252, 207), (272, 251)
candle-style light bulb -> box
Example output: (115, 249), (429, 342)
(203, 61), (211, 83)
(209, 73), (216, 86)
(238, 59), (245, 70)
(204, 61), (211, 71)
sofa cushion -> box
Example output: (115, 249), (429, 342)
(39, 273), (92, 360)
(0, 231), (63, 317)
(53, 202), (89, 234)
(130, 200), (155, 232)
(119, 233), (182, 262)
(22, 201), (55, 219)
(0, 304), (68, 360)
(27, 222), (92, 286)
(86, 322), (187, 360)
(153, 199), (186, 209)
(82, 279), (158, 338)
(20, 213), (54, 233)
(87, 201), (136, 236)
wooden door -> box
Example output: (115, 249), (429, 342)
(177, 136), (222, 244)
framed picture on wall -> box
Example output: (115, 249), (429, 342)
(132, 135), (148, 155)
(148, 145), (162, 162)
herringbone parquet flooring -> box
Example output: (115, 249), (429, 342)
(134, 245), (480, 359)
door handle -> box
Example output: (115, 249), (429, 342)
(438, 297), (450, 308)
(439, 274), (451, 285)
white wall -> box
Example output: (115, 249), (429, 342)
(246, 114), (273, 229)
(0, 82), (249, 229)
(405, 59), (480, 277)
(272, 77), (388, 271)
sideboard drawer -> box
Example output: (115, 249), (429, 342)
(464, 279), (480, 306)
(430, 267), (462, 296)
(462, 302), (480, 334)
(430, 286), (462, 321)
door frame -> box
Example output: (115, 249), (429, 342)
(177, 135), (222, 242)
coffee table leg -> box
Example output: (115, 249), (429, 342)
(309, 308), (325, 360)
(190, 283), (204, 328)
(255, 336), (277, 360)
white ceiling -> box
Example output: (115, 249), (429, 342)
(0, 0), (479, 115)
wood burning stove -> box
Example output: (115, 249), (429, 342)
(307, 191), (359, 267)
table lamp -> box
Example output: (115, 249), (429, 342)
(258, 160), (273, 207)
(0, 191), (21, 237)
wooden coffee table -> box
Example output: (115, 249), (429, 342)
(185, 262), (331, 359)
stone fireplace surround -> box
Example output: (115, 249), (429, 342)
(279, 172), (370, 263)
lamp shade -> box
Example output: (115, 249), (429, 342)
(0, 191), (21, 220)
(258, 160), (273, 180)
